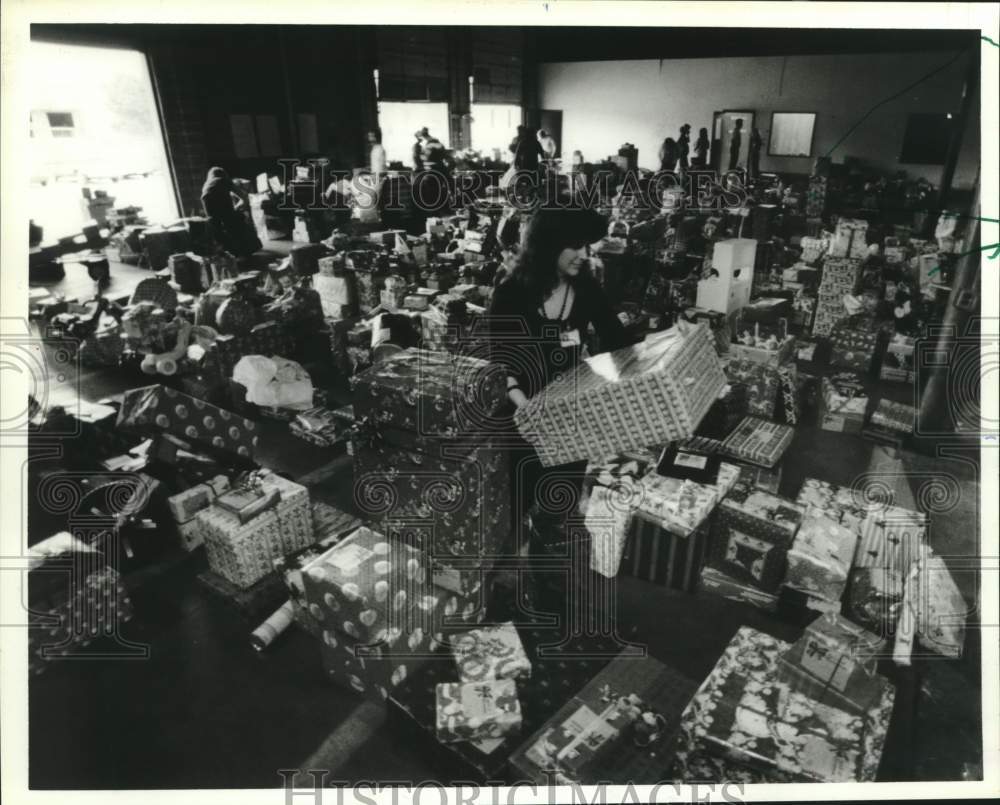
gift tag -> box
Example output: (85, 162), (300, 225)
(461, 682), (502, 719)
(800, 634), (856, 692)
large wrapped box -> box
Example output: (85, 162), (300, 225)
(707, 476), (805, 591)
(300, 526), (428, 644)
(511, 654), (698, 785)
(451, 622), (532, 682)
(514, 324), (725, 467)
(436, 679), (522, 744)
(313, 272), (357, 319)
(197, 471), (312, 589)
(820, 373), (868, 433)
(27, 533), (134, 675)
(720, 416), (794, 469)
(785, 513), (858, 605)
(674, 626), (895, 782)
(116, 384), (259, 462)
(778, 614), (886, 715)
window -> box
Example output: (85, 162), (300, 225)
(28, 41), (178, 238)
(470, 104), (521, 157)
(377, 101), (450, 166)
(769, 112), (816, 158)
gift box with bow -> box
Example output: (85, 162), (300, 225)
(436, 679), (522, 744)
(785, 513), (858, 605)
(451, 622), (532, 683)
(166, 474), (231, 551)
(720, 416), (794, 469)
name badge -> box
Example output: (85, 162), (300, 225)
(560, 329), (581, 347)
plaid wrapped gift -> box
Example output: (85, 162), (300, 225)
(720, 416), (794, 468)
(880, 334), (916, 383)
(796, 477), (870, 534)
(452, 622), (532, 682)
(707, 475), (805, 591)
(820, 373), (868, 434)
(674, 626), (894, 783)
(166, 474), (231, 551)
(829, 325), (880, 374)
(117, 384), (259, 461)
(854, 504), (927, 575)
(300, 526), (429, 644)
(778, 614), (886, 714)
(198, 471), (312, 589)
(515, 324), (725, 467)
(352, 349), (506, 439)
(723, 359), (781, 420)
(436, 679), (522, 744)
(27, 533), (134, 676)
(785, 514), (858, 605)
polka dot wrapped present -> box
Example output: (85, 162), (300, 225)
(115, 383), (259, 462)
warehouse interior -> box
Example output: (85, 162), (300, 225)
(20, 21), (989, 791)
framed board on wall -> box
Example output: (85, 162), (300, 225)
(769, 112), (816, 157)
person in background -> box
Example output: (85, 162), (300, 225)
(367, 129), (387, 175)
(421, 130), (447, 172)
(200, 167), (260, 258)
(537, 128), (558, 161)
(659, 137), (678, 172)
(677, 123), (692, 172)
(510, 125), (544, 172)
(748, 127), (763, 180)
(728, 118), (744, 171)
(488, 204), (636, 609)
(412, 128), (427, 171)
(692, 127), (711, 167)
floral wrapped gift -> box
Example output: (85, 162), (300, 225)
(675, 626), (894, 783)
(785, 514), (858, 604)
(117, 383), (259, 461)
(452, 622), (532, 682)
(300, 526), (429, 645)
(720, 416), (794, 469)
(436, 679), (522, 744)
(778, 614), (887, 714)
(198, 470), (312, 589)
(707, 477), (805, 592)
(514, 323), (725, 467)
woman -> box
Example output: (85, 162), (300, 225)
(200, 167), (260, 257)
(677, 124), (691, 171)
(692, 127), (710, 167)
(488, 205), (634, 609)
(658, 137), (678, 173)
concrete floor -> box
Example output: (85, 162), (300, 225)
(25, 247), (985, 788)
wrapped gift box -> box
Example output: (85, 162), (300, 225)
(300, 526), (429, 644)
(829, 219), (869, 259)
(27, 533), (134, 676)
(820, 373), (868, 434)
(634, 466), (739, 538)
(436, 679), (522, 744)
(352, 349), (506, 440)
(349, 263), (389, 315)
(869, 399), (916, 434)
(902, 549), (966, 659)
(880, 334), (916, 383)
(785, 514), (858, 604)
(584, 483), (634, 579)
(451, 622), (532, 682)
(854, 504), (927, 575)
(830, 327), (880, 374)
(707, 475), (805, 591)
(675, 626), (894, 783)
(720, 416), (794, 469)
(698, 565), (778, 612)
(796, 477), (869, 534)
(117, 384), (259, 462)
(314, 272), (357, 319)
(778, 614), (886, 714)
(197, 471), (312, 589)
(845, 566), (904, 637)
(511, 654), (698, 785)
(515, 324), (725, 467)
(166, 474), (231, 551)
(723, 359), (781, 420)
(799, 236), (827, 265)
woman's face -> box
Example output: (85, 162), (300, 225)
(557, 245), (587, 278)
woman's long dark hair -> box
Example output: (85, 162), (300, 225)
(507, 206), (608, 299)
(201, 166), (231, 200)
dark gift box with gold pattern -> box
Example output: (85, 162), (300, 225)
(707, 476), (805, 592)
(674, 626), (895, 783)
(117, 383), (259, 462)
(436, 679), (522, 744)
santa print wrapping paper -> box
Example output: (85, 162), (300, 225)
(300, 526), (430, 645)
(28, 533), (134, 675)
(197, 472), (312, 589)
(720, 417), (794, 469)
(352, 349), (507, 440)
(451, 622), (532, 683)
(707, 477), (805, 592)
(515, 324), (726, 468)
(436, 679), (523, 744)
(785, 514), (858, 604)
(116, 384), (259, 461)
(777, 614), (886, 715)
(674, 626), (895, 783)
